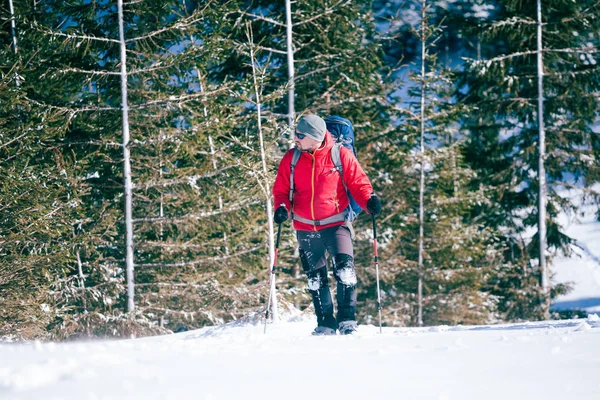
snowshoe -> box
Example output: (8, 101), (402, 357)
(311, 326), (337, 336)
(338, 320), (358, 335)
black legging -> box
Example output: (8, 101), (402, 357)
(297, 225), (358, 326)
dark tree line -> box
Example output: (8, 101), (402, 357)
(0, 0), (598, 340)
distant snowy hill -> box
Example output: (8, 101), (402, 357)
(1, 316), (600, 400)
(552, 187), (600, 313)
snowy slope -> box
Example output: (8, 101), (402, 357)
(552, 189), (600, 312)
(1, 316), (600, 400)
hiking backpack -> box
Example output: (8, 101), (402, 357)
(289, 116), (362, 222)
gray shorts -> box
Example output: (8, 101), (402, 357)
(296, 225), (353, 273)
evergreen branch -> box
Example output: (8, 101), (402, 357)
(134, 246), (261, 267)
(559, 1), (600, 24)
(319, 95), (383, 110)
(128, 63), (175, 75)
(134, 306), (192, 315)
(0, 132), (28, 149)
(26, 86), (230, 115)
(256, 45), (286, 55)
(133, 166), (235, 190)
(472, 50), (538, 63)
(56, 140), (122, 148)
(137, 242), (216, 250)
(472, 46), (599, 64)
(128, 87), (230, 109)
(135, 283), (193, 287)
(490, 17), (536, 29)
(293, 0), (351, 27)
(505, 67), (600, 81)
(125, 8), (214, 43)
(131, 199), (259, 224)
(52, 67), (120, 76)
(546, 48), (600, 55)
(24, 96), (118, 112)
(236, 11), (285, 27)
(295, 62), (345, 80)
(38, 29), (119, 44)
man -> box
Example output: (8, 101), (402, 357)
(272, 114), (381, 335)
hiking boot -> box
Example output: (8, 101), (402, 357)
(311, 326), (337, 336)
(338, 320), (358, 335)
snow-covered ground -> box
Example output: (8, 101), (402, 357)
(1, 315), (599, 400)
(0, 295), (598, 400)
(1, 190), (598, 400)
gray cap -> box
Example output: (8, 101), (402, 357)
(296, 114), (326, 141)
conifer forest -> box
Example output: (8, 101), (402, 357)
(1, 0), (599, 340)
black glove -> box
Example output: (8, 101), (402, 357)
(367, 195), (382, 216)
(274, 205), (288, 224)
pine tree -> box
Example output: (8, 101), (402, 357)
(0, 1), (97, 338)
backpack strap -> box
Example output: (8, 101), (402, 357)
(331, 142), (349, 195)
(289, 149), (301, 203)
(331, 142), (358, 222)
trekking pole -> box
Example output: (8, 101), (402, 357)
(264, 221), (283, 333)
(372, 214), (383, 333)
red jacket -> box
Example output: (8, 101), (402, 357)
(273, 132), (373, 231)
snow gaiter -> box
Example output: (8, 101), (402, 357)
(333, 254), (358, 322)
(300, 249), (336, 329)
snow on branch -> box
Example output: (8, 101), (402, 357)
(39, 29), (119, 44)
(124, 13), (211, 43)
(295, 62), (345, 80)
(255, 45), (287, 55)
(131, 199), (260, 224)
(50, 67), (120, 77)
(132, 166), (235, 190)
(489, 17), (537, 29)
(134, 246), (261, 268)
(293, 0), (351, 27)
(471, 46), (599, 65)
(236, 11), (285, 27)
(0, 132), (28, 150)
(128, 87), (230, 110)
(57, 140), (122, 148)
(25, 96), (118, 113)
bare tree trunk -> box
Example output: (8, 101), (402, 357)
(8, 0), (18, 54)
(76, 250), (87, 312)
(248, 25), (278, 323)
(536, 0), (550, 320)
(285, 0), (295, 132)
(8, 0), (20, 87)
(417, 0), (427, 327)
(159, 131), (164, 243)
(118, 0), (135, 313)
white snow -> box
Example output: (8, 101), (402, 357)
(1, 316), (599, 400)
(1, 186), (598, 400)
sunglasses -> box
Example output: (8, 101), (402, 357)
(295, 131), (307, 139)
